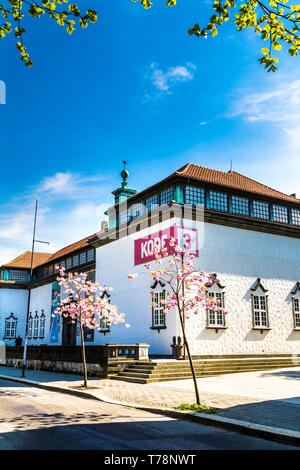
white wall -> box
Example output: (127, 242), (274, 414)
(0, 288), (28, 345)
(96, 217), (300, 355)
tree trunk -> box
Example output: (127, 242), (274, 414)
(79, 318), (88, 388)
(178, 309), (200, 405)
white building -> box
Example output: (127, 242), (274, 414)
(1, 163), (300, 357)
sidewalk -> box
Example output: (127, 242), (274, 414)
(0, 365), (300, 446)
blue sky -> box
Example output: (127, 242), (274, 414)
(0, 0), (300, 264)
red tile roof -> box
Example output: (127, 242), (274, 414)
(45, 233), (98, 264)
(2, 251), (52, 269)
(174, 163), (300, 203)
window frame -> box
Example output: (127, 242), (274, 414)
(39, 311), (45, 339)
(4, 314), (18, 339)
(33, 312), (39, 339)
(151, 290), (167, 332)
(205, 290), (226, 330)
(292, 297), (300, 329)
(251, 294), (270, 330)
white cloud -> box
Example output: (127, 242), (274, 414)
(37, 171), (108, 199)
(0, 172), (112, 265)
(231, 80), (300, 147)
(149, 62), (196, 93)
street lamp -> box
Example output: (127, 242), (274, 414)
(21, 200), (50, 378)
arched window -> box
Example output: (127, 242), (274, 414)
(33, 312), (39, 338)
(39, 311), (45, 339)
(27, 313), (33, 339)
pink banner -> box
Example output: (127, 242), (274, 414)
(134, 226), (198, 265)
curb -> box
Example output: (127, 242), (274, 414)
(1, 373), (300, 448)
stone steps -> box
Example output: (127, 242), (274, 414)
(110, 356), (300, 384)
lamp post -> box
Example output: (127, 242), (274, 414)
(21, 200), (50, 378)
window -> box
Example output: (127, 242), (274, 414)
(66, 257), (72, 269)
(119, 209), (129, 225)
(87, 249), (95, 262)
(209, 191), (228, 211)
(79, 251), (87, 265)
(72, 255), (79, 267)
(84, 326), (95, 341)
(253, 200), (269, 220)
(160, 187), (174, 206)
(4, 314), (17, 339)
(99, 317), (110, 332)
(60, 260), (66, 269)
(185, 186), (205, 205)
(152, 291), (166, 328)
(129, 203), (145, 221)
(273, 204), (288, 223)
(291, 208), (300, 226)
(252, 295), (269, 327)
(48, 265), (53, 276)
(33, 313), (39, 338)
(292, 298), (300, 328)
(27, 313), (33, 339)
(8, 270), (28, 281)
(232, 196), (249, 216)
(39, 311), (45, 338)
(206, 292), (225, 326)
(146, 194), (159, 212)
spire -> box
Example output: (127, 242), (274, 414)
(121, 160), (129, 189)
(112, 161), (137, 205)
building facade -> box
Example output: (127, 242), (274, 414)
(1, 163), (300, 357)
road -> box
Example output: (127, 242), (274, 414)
(0, 378), (297, 450)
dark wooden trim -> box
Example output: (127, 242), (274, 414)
(31, 262), (95, 288)
(90, 205), (300, 250)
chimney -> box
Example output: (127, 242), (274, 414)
(101, 220), (108, 232)
(290, 193), (297, 198)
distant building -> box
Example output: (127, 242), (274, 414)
(1, 163), (300, 357)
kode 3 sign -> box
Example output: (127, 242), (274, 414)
(134, 226), (199, 265)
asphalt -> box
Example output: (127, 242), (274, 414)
(0, 378), (298, 450)
(0, 365), (300, 447)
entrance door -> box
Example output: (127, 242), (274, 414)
(62, 317), (77, 345)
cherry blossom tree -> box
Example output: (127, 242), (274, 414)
(128, 236), (227, 405)
(55, 267), (128, 388)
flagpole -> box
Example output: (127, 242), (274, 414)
(21, 201), (49, 378)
